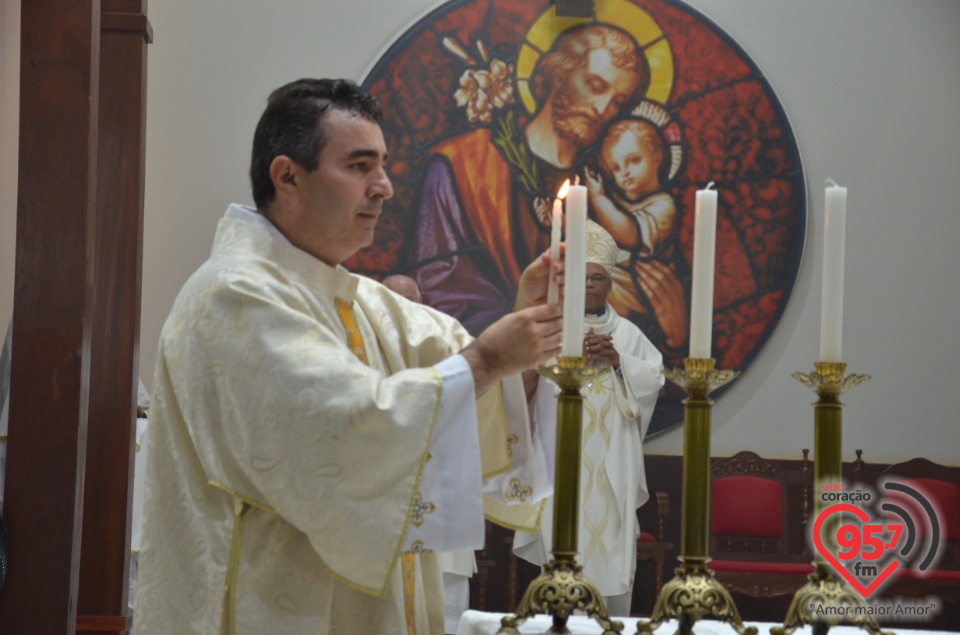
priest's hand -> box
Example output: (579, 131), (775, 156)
(515, 246), (565, 311)
(583, 329), (620, 368)
(462, 303), (563, 395)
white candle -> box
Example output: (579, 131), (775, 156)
(561, 181), (587, 357)
(689, 183), (717, 359)
(820, 179), (847, 362)
(548, 181), (569, 304)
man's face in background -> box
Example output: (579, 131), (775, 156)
(584, 262), (612, 314)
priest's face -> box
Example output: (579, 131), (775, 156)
(584, 262), (612, 314)
(295, 108), (394, 265)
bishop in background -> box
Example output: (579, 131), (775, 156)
(515, 220), (664, 616)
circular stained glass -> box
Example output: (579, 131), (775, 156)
(353, 0), (806, 436)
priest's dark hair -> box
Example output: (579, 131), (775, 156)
(249, 78), (383, 210)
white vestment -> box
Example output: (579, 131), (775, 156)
(133, 205), (553, 635)
(514, 306), (663, 597)
(437, 549), (476, 634)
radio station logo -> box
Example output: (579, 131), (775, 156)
(812, 479), (943, 600)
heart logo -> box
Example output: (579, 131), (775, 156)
(812, 503), (900, 598)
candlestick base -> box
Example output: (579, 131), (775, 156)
(637, 559), (757, 635)
(498, 559), (623, 635)
(771, 564), (892, 635)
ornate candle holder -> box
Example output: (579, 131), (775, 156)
(637, 358), (756, 635)
(499, 356), (621, 635)
(771, 362), (890, 635)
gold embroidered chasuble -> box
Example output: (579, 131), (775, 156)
(134, 207), (551, 635)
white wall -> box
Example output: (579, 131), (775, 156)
(0, 0), (19, 342)
(2, 0), (958, 465)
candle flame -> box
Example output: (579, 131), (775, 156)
(557, 179), (570, 199)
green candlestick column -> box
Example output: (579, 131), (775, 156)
(499, 357), (622, 635)
(638, 358), (756, 635)
(773, 362), (890, 635)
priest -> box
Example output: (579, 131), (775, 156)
(133, 78), (564, 635)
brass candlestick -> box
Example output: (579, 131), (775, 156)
(772, 362), (890, 635)
(499, 356), (622, 635)
(638, 358), (756, 635)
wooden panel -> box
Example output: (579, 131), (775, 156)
(0, 2), (100, 633)
(76, 614), (133, 632)
(101, 0), (153, 44)
(76, 3), (151, 634)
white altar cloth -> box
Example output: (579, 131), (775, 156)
(456, 610), (956, 635)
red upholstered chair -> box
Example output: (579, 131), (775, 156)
(633, 491), (672, 616)
(879, 458), (960, 603)
(708, 451), (815, 597)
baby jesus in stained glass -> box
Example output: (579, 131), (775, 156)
(585, 117), (677, 258)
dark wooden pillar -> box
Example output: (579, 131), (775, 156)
(0, 2), (151, 633)
(0, 2), (102, 633)
(77, 3), (152, 634)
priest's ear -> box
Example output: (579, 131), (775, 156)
(268, 155), (302, 207)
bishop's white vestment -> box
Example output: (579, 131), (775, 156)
(513, 306), (663, 598)
(133, 205), (553, 635)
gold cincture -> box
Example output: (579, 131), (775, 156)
(638, 358), (756, 635)
(499, 357), (623, 634)
(773, 363), (890, 635)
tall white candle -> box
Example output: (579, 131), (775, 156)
(689, 183), (717, 359)
(561, 181), (587, 357)
(820, 179), (847, 362)
(548, 181), (569, 304)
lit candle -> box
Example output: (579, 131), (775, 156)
(548, 180), (570, 305)
(689, 183), (717, 359)
(561, 179), (587, 357)
(820, 179), (847, 362)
